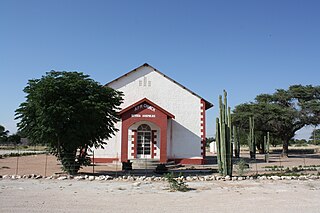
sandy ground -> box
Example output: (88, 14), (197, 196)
(0, 178), (319, 213)
(1, 149), (320, 212)
(1, 151), (320, 176)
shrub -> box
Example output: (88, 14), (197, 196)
(122, 161), (132, 170)
(285, 167), (291, 173)
(236, 159), (249, 176)
(154, 163), (168, 174)
(164, 173), (189, 192)
(292, 167), (299, 172)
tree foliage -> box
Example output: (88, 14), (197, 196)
(15, 71), (123, 174)
(232, 85), (320, 156)
(309, 128), (320, 145)
(0, 125), (9, 142)
(205, 137), (214, 147)
(7, 134), (21, 145)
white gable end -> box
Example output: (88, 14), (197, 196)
(93, 64), (211, 164)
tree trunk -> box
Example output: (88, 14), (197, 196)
(281, 140), (289, 157)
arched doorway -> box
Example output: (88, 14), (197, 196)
(137, 124), (151, 159)
(119, 98), (175, 162)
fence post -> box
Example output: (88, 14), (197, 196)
(92, 150), (95, 174)
(44, 152), (48, 177)
(303, 149), (306, 167)
(15, 147), (19, 175)
(145, 157), (147, 176)
(279, 155), (282, 172)
(116, 152), (118, 177)
(266, 132), (270, 163)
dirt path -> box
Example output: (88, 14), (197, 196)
(0, 179), (319, 212)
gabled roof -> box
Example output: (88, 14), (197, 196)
(119, 98), (175, 119)
(106, 63), (213, 110)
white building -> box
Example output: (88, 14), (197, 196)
(93, 63), (213, 165)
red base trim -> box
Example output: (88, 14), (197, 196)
(92, 157), (204, 165)
(92, 158), (119, 163)
(169, 158), (204, 165)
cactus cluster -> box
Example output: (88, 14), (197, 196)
(216, 90), (232, 176)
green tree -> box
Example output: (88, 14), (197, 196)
(233, 103), (283, 149)
(233, 85), (320, 157)
(15, 71), (123, 174)
(0, 125), (9, 142)
(16, 129), (28, 138)
(309, 128), (320, 145)
(7, 134), (21, 145)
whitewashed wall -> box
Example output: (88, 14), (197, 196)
(93, 66), (203, 160)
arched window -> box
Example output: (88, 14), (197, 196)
(137, 124), (151, 131)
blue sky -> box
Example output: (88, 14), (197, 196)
(1, 0), (319, 139)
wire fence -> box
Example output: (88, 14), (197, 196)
(0, 147), (320, 177)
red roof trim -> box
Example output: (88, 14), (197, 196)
(119, 98), (175, 119)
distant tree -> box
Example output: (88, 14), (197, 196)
(16, 129), (28, 138)
(15, 71), (123, 174)
(233, 103), (286, 149)
(236, 128), (250, 146)
(269, 135), (282, 147)
(0, 125), (9, 142)
(7, 134), (21, 145)
(16, 129), (33, 145)
(206, 137), (215, 147)
(309, 129), (320, 145)
(233, 85), (320, 157)
(290, 139), (308, 147)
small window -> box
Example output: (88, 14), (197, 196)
(137, 124), (151, 131)
(148, 81), (151, 87)
(139, 80), (142, 86)
(143, 77), (147, 87)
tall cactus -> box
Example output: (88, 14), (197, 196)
(216, 90), (232, 176)
(233, 126), (240, 158)
(265, 131), (270, 163)
(248, 116), (256, 159)
(216, 118), (222, 172)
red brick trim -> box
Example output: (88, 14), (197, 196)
(200, 99), (206, 159)
(168, 158), (204, 165)
(120, 99), (171, 163)
(121, 124), (128, 162)
(92, 156), (198, 164)
(151, 130), (156, 159)
(119, 98), (175, 119)
(91, 158), (119, 163)
(132, 130), (137, 158)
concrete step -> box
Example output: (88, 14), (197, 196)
(131, 159), (160, 170)
(111, 160), (122, 167)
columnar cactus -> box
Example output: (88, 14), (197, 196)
(233, 126), (240, 158)
(248, 116), (256, 159)
(216, 118), (222, 172)
(266, 131), (270, 163)
(216, 90), (232, 176)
